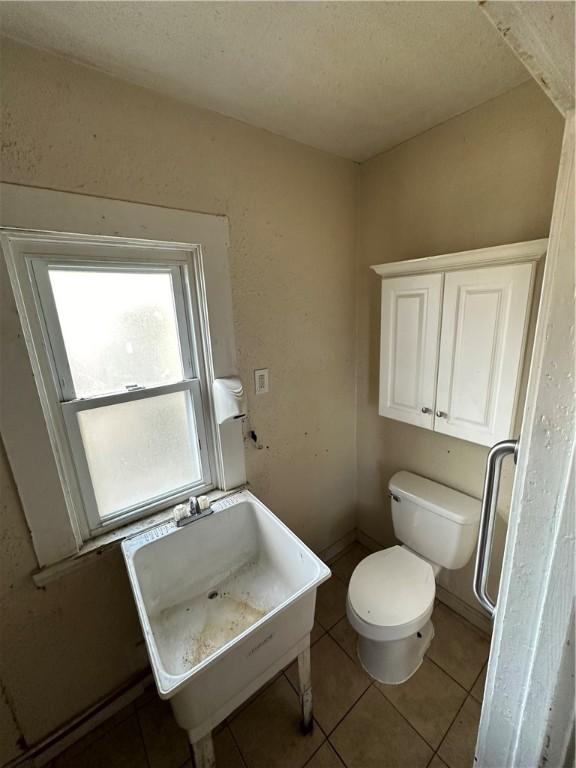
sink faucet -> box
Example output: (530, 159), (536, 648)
(174, 496), (213, 527)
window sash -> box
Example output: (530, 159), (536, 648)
(29, 258), (196, 401)
(61, 379), (212, 533)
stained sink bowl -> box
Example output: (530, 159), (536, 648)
(122, 489), (330, 742)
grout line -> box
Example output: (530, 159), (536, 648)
(283, 669), (298, 696)
(133, 709), (152, 768)
(370, 683), (440, 754)
(327, 627), (357, 665)
(324, 679), (375, 738)
(468, 661), (488, 696)
(283, 644), (372, 742)
(329, 739), (351, 768)
(311, 626), (326, 647)
(326, 614), (468, 755)
(426, 751), (441, 768)
(303, 739), (347, 768)
(433, 691), (472, 763)
(425, 655), (474, 693)
(326, 685), (375, 766)
(281, 669), (331, 741)
(316, 613), (347, 632)
(226, 724), (249, 768)
(301, 738), (330, 768)
(359, 641), (479, 759)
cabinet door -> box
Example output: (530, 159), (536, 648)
(379, 273), (443, 428)
(435, 263), (533, 446)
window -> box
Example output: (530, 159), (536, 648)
(7, 236), (217, 539)
(31, 257), (214, 533)
(1, 189), (245, 572)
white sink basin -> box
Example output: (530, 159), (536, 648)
(122, 490), (330, 742)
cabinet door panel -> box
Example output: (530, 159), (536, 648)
(435, 263), (533, 445)
(379, 274), (443, 428)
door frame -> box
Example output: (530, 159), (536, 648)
(475, 3), (575, 765)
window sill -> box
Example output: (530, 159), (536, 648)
(32, 486), (245, 588)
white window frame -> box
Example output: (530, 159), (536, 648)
(0, 184), (246, 568)
(27, 244), (218, 536)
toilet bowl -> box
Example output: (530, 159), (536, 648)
(347, 471), (480, 685)
(347, 546), (435, 683)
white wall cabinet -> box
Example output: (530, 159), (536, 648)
(372, 241), (547, 446)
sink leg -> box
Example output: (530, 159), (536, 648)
(297, 644), (313, 734)
(190, 731), (216, 768)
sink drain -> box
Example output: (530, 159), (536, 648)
(208, 590), (218, 600)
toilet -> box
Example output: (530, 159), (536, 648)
(347, 471), (480, 684)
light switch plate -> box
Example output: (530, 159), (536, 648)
(254, 368), (269, 394)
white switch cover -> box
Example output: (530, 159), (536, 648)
(254, 368), (269, 394)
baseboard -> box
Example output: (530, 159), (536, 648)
(356, 529), (383, 553)
(436, 584), (492, 636)
(4, 671), (153, 768)
(319, 529), (357, 565)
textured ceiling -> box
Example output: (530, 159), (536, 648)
(0, 1), (530, 160)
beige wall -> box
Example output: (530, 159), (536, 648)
(0, 39), (357, 757)
(355, 79), (564, 609)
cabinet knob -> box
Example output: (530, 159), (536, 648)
(421, 407), (432, 414)
(436, 410), (447, 418)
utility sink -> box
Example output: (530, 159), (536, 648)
(122, 490), (330, 747)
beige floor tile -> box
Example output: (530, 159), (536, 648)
(286, 634), (371, 734)
(470, 664), (487, 703)
(182, 727), (246, 768)
(316, 578), (348, 630)
(331, 686), (433, 768)
(311, 620), (326, 645)
(329, 617), (359, 665)
(427, 603), (490, 689)
(428, 755), (449, 768)
(52, 716), (148, 768)
(438, 696), (481, 768)
(376, 658), (467, 749)
(137, 695), (189, 768)
(229, 675), (324, 768)
(330, 544), (371, 584)
(305, 742), (345, 767)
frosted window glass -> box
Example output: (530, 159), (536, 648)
(49, 269), (184, 397)
(77, 391), (201, 519)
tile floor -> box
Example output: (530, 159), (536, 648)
(46, 543), (490, 768)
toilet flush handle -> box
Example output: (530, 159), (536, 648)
(388, 493), (400, 503)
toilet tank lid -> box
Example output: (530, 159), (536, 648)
(389, 471), (481, 525)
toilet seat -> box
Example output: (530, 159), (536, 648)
(347, 546), (435, 642)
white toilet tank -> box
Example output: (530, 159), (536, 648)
(389, 471), (481, 570)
